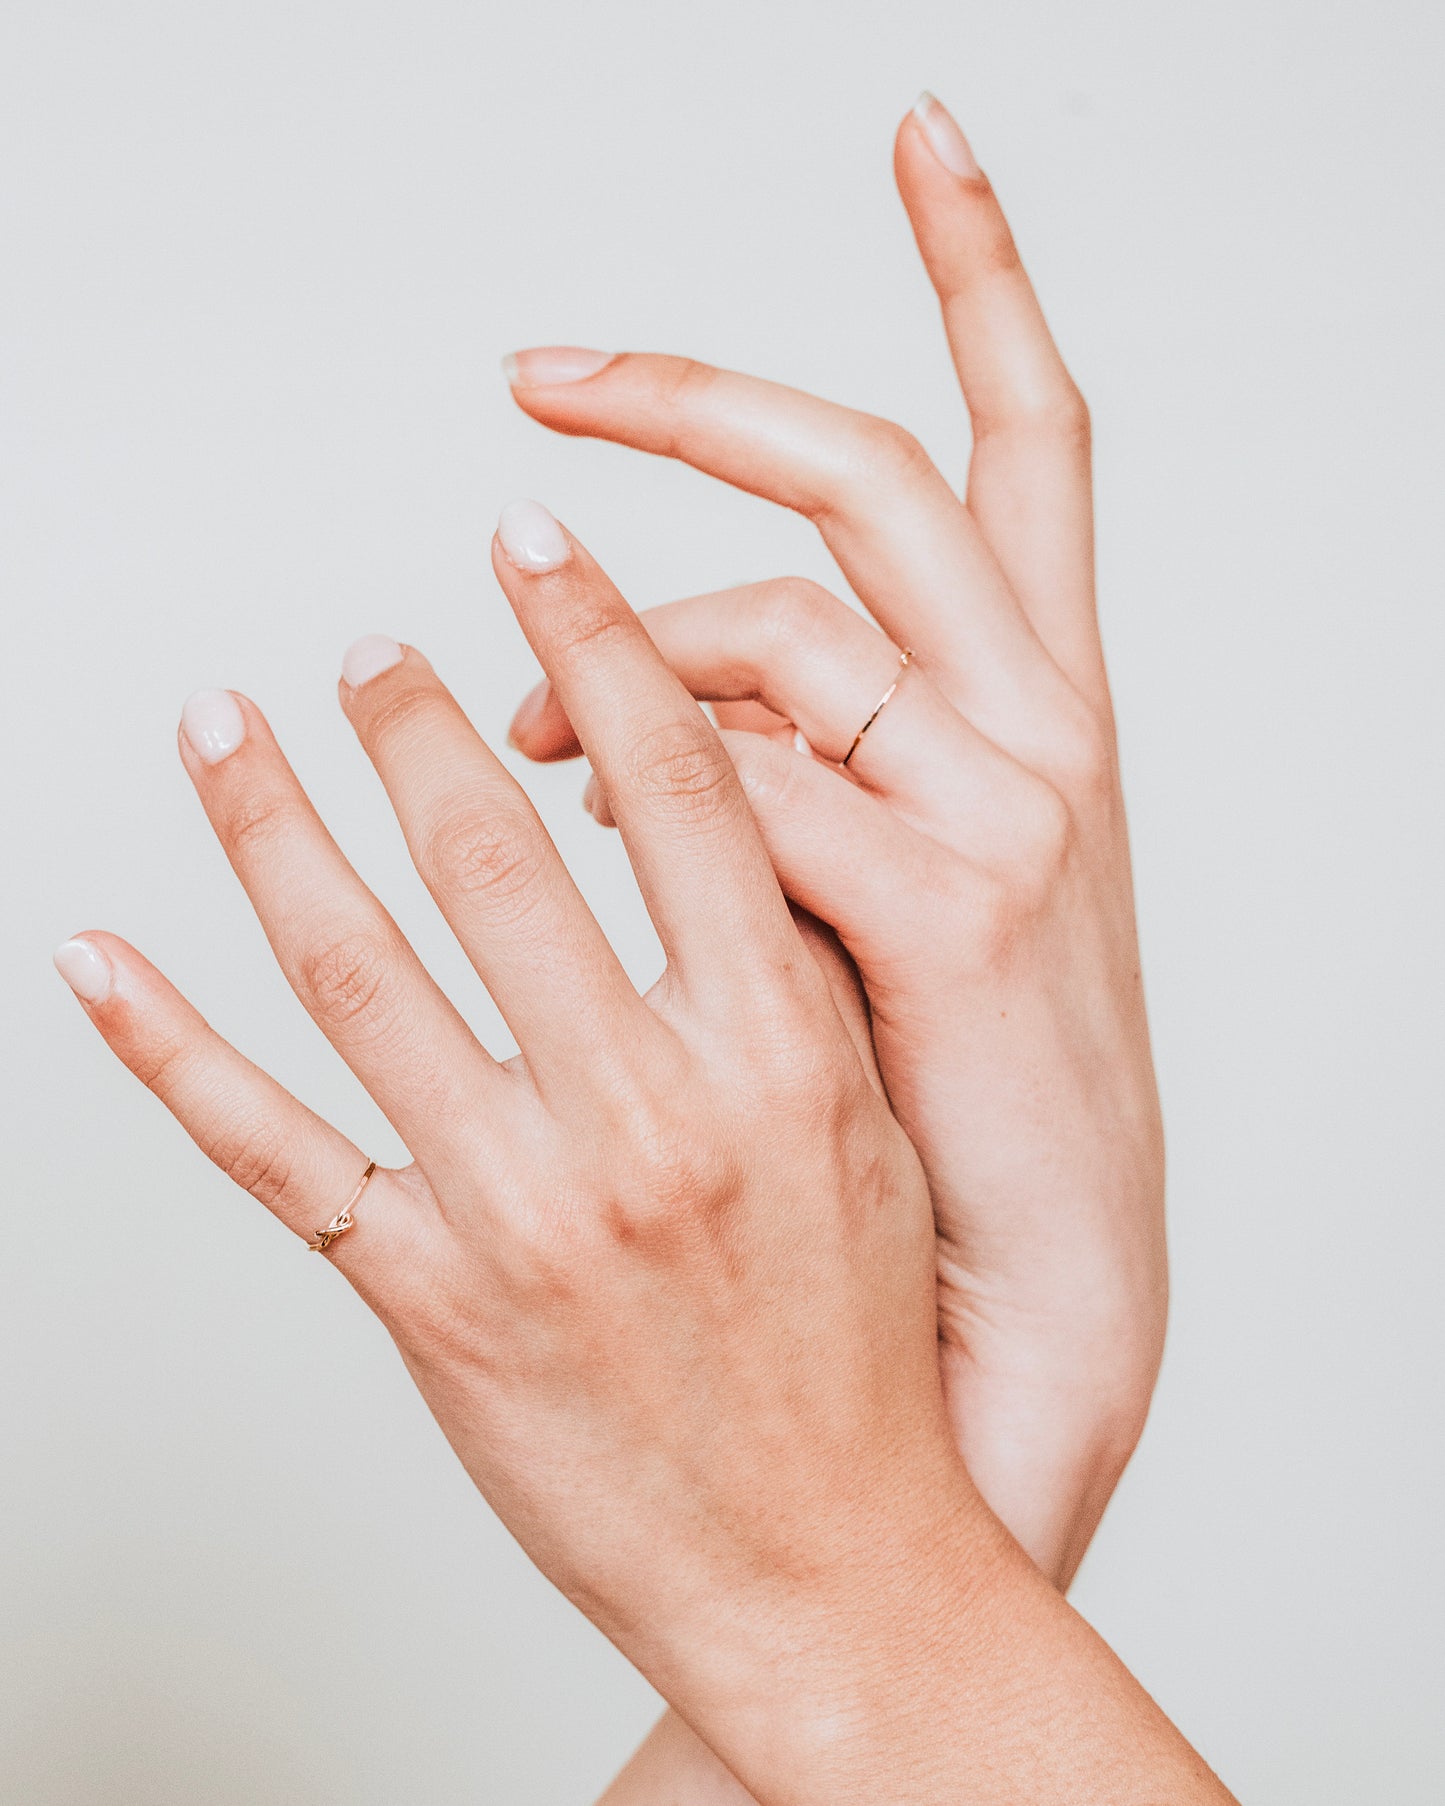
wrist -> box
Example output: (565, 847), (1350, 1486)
(641, 1449), (1016, 1805)
(939, 1328), (1161, 1589)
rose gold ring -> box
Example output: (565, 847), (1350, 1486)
(308, 1160), (377, 1253)
(841, 648), (914, 768)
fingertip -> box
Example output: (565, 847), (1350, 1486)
(341, 634), (406, 691)
(53, 934), (114, 1006)
(495, 499), (572, 574)
(503, 347), (617, 390)
(905, 91), (982, 180)
(506, 678), (551, 751)
(180, 688), (247, 766)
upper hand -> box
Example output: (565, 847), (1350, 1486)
(505, 93), (1168, 1585)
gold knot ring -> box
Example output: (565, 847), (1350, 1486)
(841, 648), (913, 768)
(308, 1160), (378, 1253)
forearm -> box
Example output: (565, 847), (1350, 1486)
(602, 1386), (1158, 1804)
(600, 1712), (753, 1806)
(604, 1470), (1232, 1806)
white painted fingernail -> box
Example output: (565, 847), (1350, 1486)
(912, 91), (982, 178)
(54, 936), (113, 1004)
(342, 634), (405, 688)
(497, 499), (571, 573)
(181, 689), (246, 764)
(503, 347), (616, 387)
(793, 728), (814, 758)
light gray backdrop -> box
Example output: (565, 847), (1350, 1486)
(2, 2), (1441, 1800)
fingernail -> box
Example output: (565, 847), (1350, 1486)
(496, 499), (571, 573)
(181, 689), (246, 764)
(507, 678), (551, 747)
(793, 728), (814, 758)
(342, 634), (405, 689)
(54, 936), (113, 1005)
(912, 92), (981, 178)
(503, 347), (616, 387)
(582, 773), (600, 818)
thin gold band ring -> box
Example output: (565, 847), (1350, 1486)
(841, 648), (913, 768)
(308, 1160), (377, 1253)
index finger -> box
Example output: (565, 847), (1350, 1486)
(490, 500), (803, 1009)
(502, 350), (1065, 748)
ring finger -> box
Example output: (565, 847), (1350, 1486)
(510, 577), (1037, 847)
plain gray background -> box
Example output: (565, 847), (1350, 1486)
(3, 1), (1441, 1799)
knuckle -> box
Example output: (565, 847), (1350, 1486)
(1040, 696), (1116, 801)
(548, 596), (633, 667)
(611, 1114), (745, 1246)
(423, 806), (545, 917)
(132, 1030), (195, 1098)
(1005, 781), (1074, 899)
(727, 732), (798, 813)
(975, 382), (1091, 453)
(224, 791), (298, 860)
(654, 354), (718, 412)
(855, 415), (935, 489)
(626, 720), (735, 820)
(361, 680), (442, 756)
(206, 1125), (295, 1208)
(298, 927), (395, 1034)
(758, 576), (840, 653)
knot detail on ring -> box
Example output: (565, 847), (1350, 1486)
(308, 1160), (378, 1252)
(842, 648), (913, 768)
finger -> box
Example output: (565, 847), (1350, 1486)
(52, 932), (433, 1299)
(510, 578), (1036, 849)
(490, 502), (803, 1005)
(714, 729), (955, 976)
(336, 636), (648, 1096)
(504, 349), (1069, 750)
(896, 95), (1105, 705)
(786, 907), (885, 1100)
(177, 688), (508, 1168)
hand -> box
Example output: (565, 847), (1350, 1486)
(48, 503), (938, 1787)
(57, 504), (1228, 1806)
(506, 93), (1166, 1587)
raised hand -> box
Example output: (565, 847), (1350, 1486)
(506, 94), (1165, 1587)
(55, 504), (1232, 1805)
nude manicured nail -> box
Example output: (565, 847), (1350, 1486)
(912, 92), (982, 178)
(582, 773), (600, 818)
(508, 678), (551, 746)
(496, 499), (571, 573)
(503, 347), (616, 387)
(181, 688), (246, 764)
(793, 728), (814, 758)
(342, 634), (404, 688)
(54, 937), (113, 1005)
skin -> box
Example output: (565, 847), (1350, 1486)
(507, 96), (1167, 1604)
(55, 515), (1231, 1804)
(503, 98), (1168, 1801)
